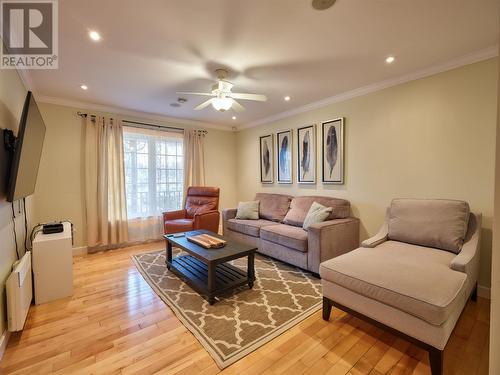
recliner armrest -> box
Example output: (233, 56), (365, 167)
(193, 210), (220, 233)
(450, 213), (481, 277)
(193, 210), (219, 219)
(163, 209), (187, 221)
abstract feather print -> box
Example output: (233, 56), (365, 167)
(277, 131), (292, 183)
(263, 140), (270, 175)
(301, 130), (310, 179)
(279, 135), (289, 175)
(326, 126), (338, 177)
(260, 135), (273, 183)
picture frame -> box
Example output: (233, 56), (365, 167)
(259, 134), (274, 183)
(276, 129), (292, 184)
(321, 118), (344, 184)
(297, 124), (316, 184)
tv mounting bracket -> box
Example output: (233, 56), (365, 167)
(3, 129), (16, 153)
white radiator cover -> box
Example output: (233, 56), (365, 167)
(6, 252), (32, 332)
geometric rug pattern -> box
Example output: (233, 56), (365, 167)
(132, 250), (322, 369)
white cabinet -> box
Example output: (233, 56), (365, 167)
(32, 222), (73, 304)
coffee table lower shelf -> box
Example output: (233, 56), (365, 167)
(167, 254), (254, 304)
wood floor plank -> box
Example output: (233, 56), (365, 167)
(0, 241), (490, 375)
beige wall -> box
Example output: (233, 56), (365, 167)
(236, 58), (498, 289)
(0, 68), (30, 336)
(34, 102), (238, 248)
(489, 47), (500, 373)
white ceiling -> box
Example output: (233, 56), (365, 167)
(29, 0), (499, 128)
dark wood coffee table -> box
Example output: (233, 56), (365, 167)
(163, 230), (257, 305)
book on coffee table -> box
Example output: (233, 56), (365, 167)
(186, 233), (227, 249)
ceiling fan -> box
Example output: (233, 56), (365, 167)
(177, 69), (267, 112)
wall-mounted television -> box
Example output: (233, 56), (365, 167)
(6, 91), (46, 202)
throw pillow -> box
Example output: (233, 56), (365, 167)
(235, 201), (260, 220)
(303, 202), (333, 230)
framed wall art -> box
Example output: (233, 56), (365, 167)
(276, 129), (292, 184)
(259, 134), (274, 183)
(297, 124), (316, 184)
(321, 118), (344, 184)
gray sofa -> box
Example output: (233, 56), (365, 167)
(222, 193), (359, 273)
(320, 199), (481, 375)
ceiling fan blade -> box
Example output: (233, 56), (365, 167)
(194, 98), (213, 110)
(231, 99), (245, 112)
(229, 93), (267, 102)
(176, 91), (214, 97)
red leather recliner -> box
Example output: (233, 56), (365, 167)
(163, 186), (220, 234)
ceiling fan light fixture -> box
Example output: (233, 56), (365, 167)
(212, 97), (232, 111)
(312, 0), (336, 10)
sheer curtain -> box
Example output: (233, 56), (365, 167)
(84, 116), (128, 250)
(123, 127), (184, 242)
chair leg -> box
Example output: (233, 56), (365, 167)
(322, 297), (332, 321)
(429, 347), (443, 375)
(471, 283), (478, 302)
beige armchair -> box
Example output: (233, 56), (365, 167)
(320, 199), (481, 375)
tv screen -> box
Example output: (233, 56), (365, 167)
(7, 91), (46, 202)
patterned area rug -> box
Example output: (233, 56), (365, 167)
(132, 249), (322, 369)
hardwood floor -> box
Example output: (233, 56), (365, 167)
(0, 242), (490, 374)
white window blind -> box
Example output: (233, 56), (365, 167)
(123, 126), (183, 220)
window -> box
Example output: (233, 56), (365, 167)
(123, 127), (183, 219)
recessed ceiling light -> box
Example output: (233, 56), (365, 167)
(385, 56), (395, 64)
(284, 96), (291, 101)
(232, 116), (236, 120)
(80, 85), (88, 90)
(88, 30), (101, 41)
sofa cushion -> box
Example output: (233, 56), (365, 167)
(260, 224), (308, 252)
(388, 199), (470, 254)
(226, 219), (277, 238)
(319, 240), (467, 325)
(283, 196), (350, 227)
(255, 193), (293, 222)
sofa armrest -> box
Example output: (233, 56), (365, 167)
(361, 224), (388, 248)
(307, 217), (360, 273)
(361, 208), (389, 248)
(193, 210), (220, 233)
(222, 208), (237, 236)
(163, 209), (187, 221)
(450, 213), (481, 278)
(222, 208), (237, 221)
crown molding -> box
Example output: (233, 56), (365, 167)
(35, 95), (233, 131)
(238, 45), (499, 130)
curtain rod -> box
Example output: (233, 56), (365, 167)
(77, 111), (113, 120)
(76, 112), (207, 135)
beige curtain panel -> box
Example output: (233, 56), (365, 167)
(183, 129), (206, 191)
(84, 116), (128, 248)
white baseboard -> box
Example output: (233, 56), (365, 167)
(478, 285), (491, 299)
(0, 329), (10, 360)
(72, 246), (88, 256)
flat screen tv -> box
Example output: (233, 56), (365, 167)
(6, 91), (46, 202)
